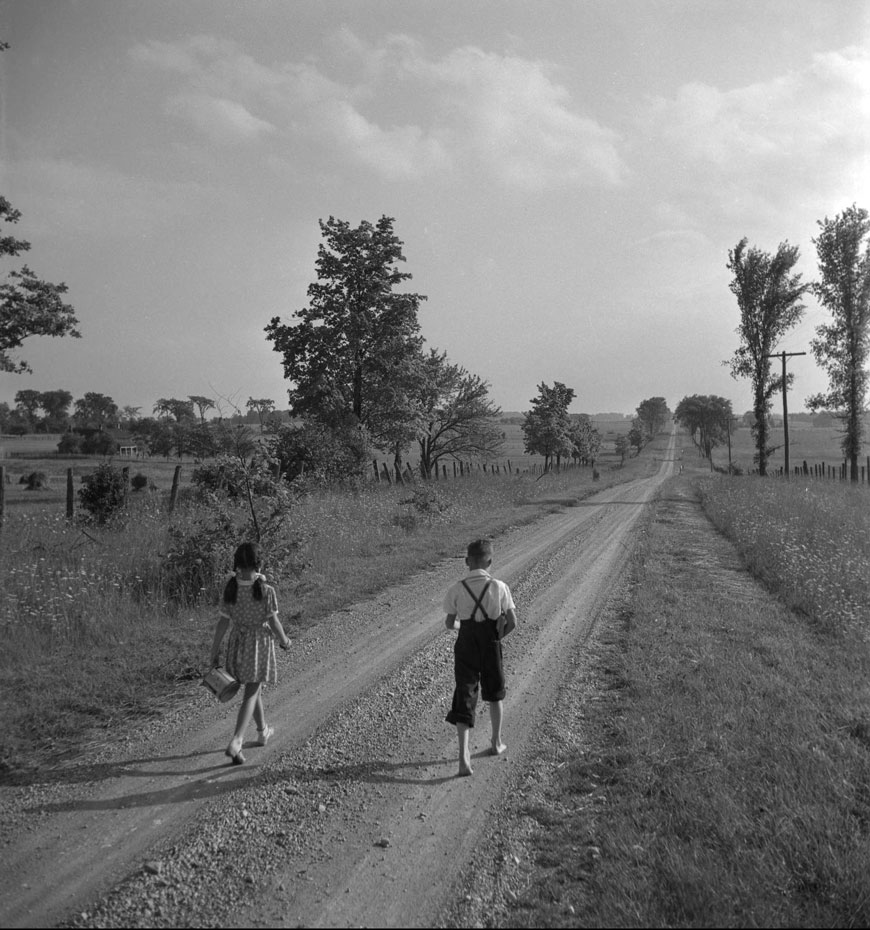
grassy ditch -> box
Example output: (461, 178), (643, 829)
(497, 460), (870, 927)
(0, 452), (657, 782)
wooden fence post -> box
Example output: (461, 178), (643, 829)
(169, 465), (181, 513)
(372, 460), (380, 482)
(380, 462), (393, 485)
(66, 468), (74, 521)
(0, 465), (5, 529)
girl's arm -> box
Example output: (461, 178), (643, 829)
(267, 613), (291, 649)
(445, 612), (459, 630)
(210, 615), (229, 667)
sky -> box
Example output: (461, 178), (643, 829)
(1, 0), (868, 419)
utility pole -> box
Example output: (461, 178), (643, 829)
(765, 350), (806, 479)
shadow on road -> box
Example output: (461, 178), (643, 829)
(286, 756), (456, 788)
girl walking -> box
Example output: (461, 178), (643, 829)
(210, 542), (291, 765)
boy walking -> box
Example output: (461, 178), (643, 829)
(444, 539), (518, 777)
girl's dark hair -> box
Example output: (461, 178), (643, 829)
(222, 542), (264, 604)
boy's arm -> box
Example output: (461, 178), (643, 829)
(445, 613), (459, 631)
(497, 608), (517, 639)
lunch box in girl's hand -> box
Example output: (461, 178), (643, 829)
(201, 667), (240, 703)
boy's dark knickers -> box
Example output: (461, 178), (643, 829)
(445, 618), (506, 728)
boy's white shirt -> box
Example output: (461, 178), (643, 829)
(443, 568), (516, 621)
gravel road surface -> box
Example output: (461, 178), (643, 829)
(1, 432), (675, 928)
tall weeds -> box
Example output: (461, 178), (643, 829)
(698, 477), (870, 635)
(0, 463), (619, 777)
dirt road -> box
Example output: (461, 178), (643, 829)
(1, 432), (676, 928)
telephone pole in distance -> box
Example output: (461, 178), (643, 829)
(765, 350), (806, 479)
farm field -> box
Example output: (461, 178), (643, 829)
(707, 420), (870, 477)
(0, 415), (634, 517)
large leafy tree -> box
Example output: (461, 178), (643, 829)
(675, 394), (732, 460)
(154, 397), (195, 422)
(38, 388), (73, 432)
(568, 414), (600, 465)
(265, 216), (425, 444)
(521, 381), (576, 471)
(806, 205), (870, 483)
(726, 237), (808, 475)
(74, 392), (118, 431)
(13, 389), (42, 432)
(188, 395), (216, 425)
(415, 349), (503, 478)
(1, 195), (80, 373)
(635, 396), (671, 443)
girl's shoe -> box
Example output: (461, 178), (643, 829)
(225, 736), (245, 765)
(257, 725), (274, 746)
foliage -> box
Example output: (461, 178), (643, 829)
(415, 349), (503, 478)
(188, 395), (215, 424)
(726, 237), (809, 475)
(568, 414), (600, 465)
(81, 430), (118, 455)
(521, 381), (576, 470)
(627, 421), (644, 453)
(73, 392), (118, 431)
(614, 434), (630, 465)
(153, 397), (195, 422)
(634, 396), (671, 441)
(0, 196), (81, 374)
(78, 463), (127, 524)
(56, 432), (82, 454)
(162, 507), (237, 606)
(265, 215), (426, 441)
(131, 472), (149, 491)
(806, 204), (870, 481)
(675, 394), (733, 459)
(266, 419), (369, 484)
(246, 397), (275, 427)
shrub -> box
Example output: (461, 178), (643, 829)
(57, 432), (83, 454)
(266, 420), (369, 483)
(81, 431), (118, 456)
(131, 472), (149, 492)
(79, 463), (127, 524)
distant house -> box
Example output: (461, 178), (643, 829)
(110, 430), (143, 457)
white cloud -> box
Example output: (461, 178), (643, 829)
(641, 46), (870, 224)
(166, 93), (276, 144)
(130, 32), (626, 189)
(409, 45), (625, 190)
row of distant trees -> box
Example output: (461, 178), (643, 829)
(0, 392), (283, 436)
(726, 204), (870, 480)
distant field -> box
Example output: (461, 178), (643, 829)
(0, 417), (636, 515)
(391, 417), (634, 474)
(707, 422), (869, 475)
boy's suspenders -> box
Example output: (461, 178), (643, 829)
(460, 580), (492, 621)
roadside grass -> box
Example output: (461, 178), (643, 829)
(0, 451), (657, 781)
(502, 456), (870, 928)
(698, 476), (870, 634)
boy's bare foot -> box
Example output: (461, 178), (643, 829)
(490, 742), (507, 756)
(458, 763), (474, 777)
